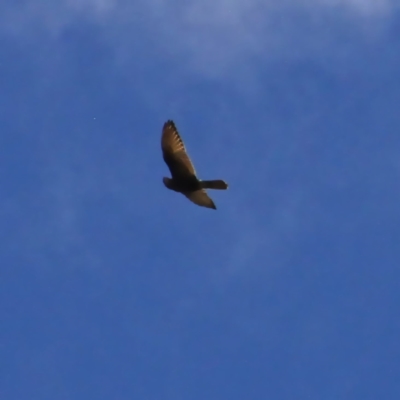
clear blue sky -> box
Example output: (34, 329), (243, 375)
(1, 1), (399, 399)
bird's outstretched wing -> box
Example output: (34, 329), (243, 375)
(183, 190), (216, 209)
(161, 120), (196, 179)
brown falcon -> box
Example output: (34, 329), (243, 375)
(161, 120), (228, 209)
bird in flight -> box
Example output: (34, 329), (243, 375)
(161, 120), (228, 209)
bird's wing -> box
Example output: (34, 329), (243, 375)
(161, 120), (196, 179)
(183, 190), (216, 209)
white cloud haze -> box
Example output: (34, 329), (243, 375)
(1, 0), (398, 79)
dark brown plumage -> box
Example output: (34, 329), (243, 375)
(161, 120), (228, 209)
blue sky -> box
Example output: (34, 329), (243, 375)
(1, 1), (400, 399)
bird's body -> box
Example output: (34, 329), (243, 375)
(161, 120), (228, 209)
(163, 176), (199, 193)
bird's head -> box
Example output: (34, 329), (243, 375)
(163, 177), (173, 189)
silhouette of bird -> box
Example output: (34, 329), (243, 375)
(161, 120), (228, 209)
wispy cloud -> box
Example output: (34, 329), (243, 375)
(1, 0), (397, 79)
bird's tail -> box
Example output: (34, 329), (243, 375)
(200, 180), (228, 190)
